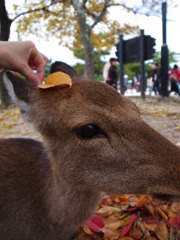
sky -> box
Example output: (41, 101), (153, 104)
(6, 1), (180, 65)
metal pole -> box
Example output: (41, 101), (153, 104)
(119, 34), (125, 95)
(162, 0), (167, 44)
(161, 0), (169, 96)
(140, 30), (145, 99)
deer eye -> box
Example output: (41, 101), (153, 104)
(75, 124), (105, 139)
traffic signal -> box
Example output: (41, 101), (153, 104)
(144, 35), (156, 60)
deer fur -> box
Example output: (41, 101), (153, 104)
(0, 70), (180, 240)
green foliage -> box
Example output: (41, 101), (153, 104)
(124, 62), (140, 79)
(73, 49), (110, 80)
(44, 58), (53, 78)
(73, 63), (84, 77)
(169, 51), (180, 67)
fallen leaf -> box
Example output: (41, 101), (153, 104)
(131, 226), (144, 239)
(144, 223), (157, 232)
(101, 227), (119, 238)
(155, 221), (168, 240)
(168, 215), (180, 228)
(156, 207), (168, 222)
(97, 206), (121, 217)
(119, 214), (137, 238)
(85, 215), (104, 233)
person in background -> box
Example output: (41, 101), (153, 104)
(169, 64), (180, 96)
(151, 62), (161, 95)
(103, 61), (111, 82)
(106, 58), (118, 89)
(0, 41), (48, 84)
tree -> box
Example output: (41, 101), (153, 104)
(0, 0), (12, 41)
(3, 0), (178, 79)
(0, 0), (13, 107)
(73, 49), (110, 80)
(12, 0), (140, 79)
(10, 0), (171, 79)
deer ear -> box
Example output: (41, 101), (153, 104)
(2, 71), (37, 113)
(50, 61), (78, 78)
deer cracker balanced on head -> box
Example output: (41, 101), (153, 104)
(0, 69), (180, 240)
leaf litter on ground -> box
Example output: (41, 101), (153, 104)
(77, 194), (180, 240)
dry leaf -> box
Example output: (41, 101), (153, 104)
(155, 221), (168, 240)
(131, 226), (144, 239)
(156, 207), (168, 222)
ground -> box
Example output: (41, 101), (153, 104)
(132, 96), (180, 146)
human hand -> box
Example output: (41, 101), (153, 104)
(0, 41), (48, 84)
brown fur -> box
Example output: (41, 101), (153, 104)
(0, 71), (180, 240)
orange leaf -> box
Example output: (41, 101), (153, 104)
(156, 207), (168, 222)
(111, 194), (132, 203)
(134, 195), (148, 207)
(38, 72), (72, 90)
(145, 203), (155, 216)
(144, 223), (157, 232)
(82, 224), (93, 235)
(101, 228), (119, 238)
(155, 221), (168, 240)
(120, 238), (134, 240)
(105, 220), (122, 231)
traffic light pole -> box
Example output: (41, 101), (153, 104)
(140, 30), (145, 99)
(119, 34), (125, 95)
(116, 32), (155, 98)
(161, 0), (169, 96)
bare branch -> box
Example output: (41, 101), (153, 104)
(107, 3), (139, 14)
(12, 0), (65, 22)
(90, 0), (109, 29)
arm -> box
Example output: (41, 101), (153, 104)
(0, 41), (48, 84)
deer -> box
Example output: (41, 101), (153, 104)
(0, 68), (180, 240)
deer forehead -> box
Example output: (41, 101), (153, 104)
(36, 80), (139, 129)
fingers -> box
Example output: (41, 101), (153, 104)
(35, 53), (48, 82)
(0, 40), (48, 84)
(21, 65), (41, 84)
(41, 53), (48, 64)
(28, 51), (48, 83)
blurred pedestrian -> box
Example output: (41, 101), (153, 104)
(103, 61), (111, 82)
(169, 64), (180, 96)
(106, 58), (118, 89)
(151, 62), (161, 95)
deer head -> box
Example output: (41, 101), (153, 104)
(3, 70), (180, 200)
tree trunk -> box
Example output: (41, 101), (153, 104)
(72, 0), (94, 80)
(0, 0), (12, 41)
(0, 0), (12, 107)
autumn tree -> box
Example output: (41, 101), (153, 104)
(2, 0), (178, 79)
